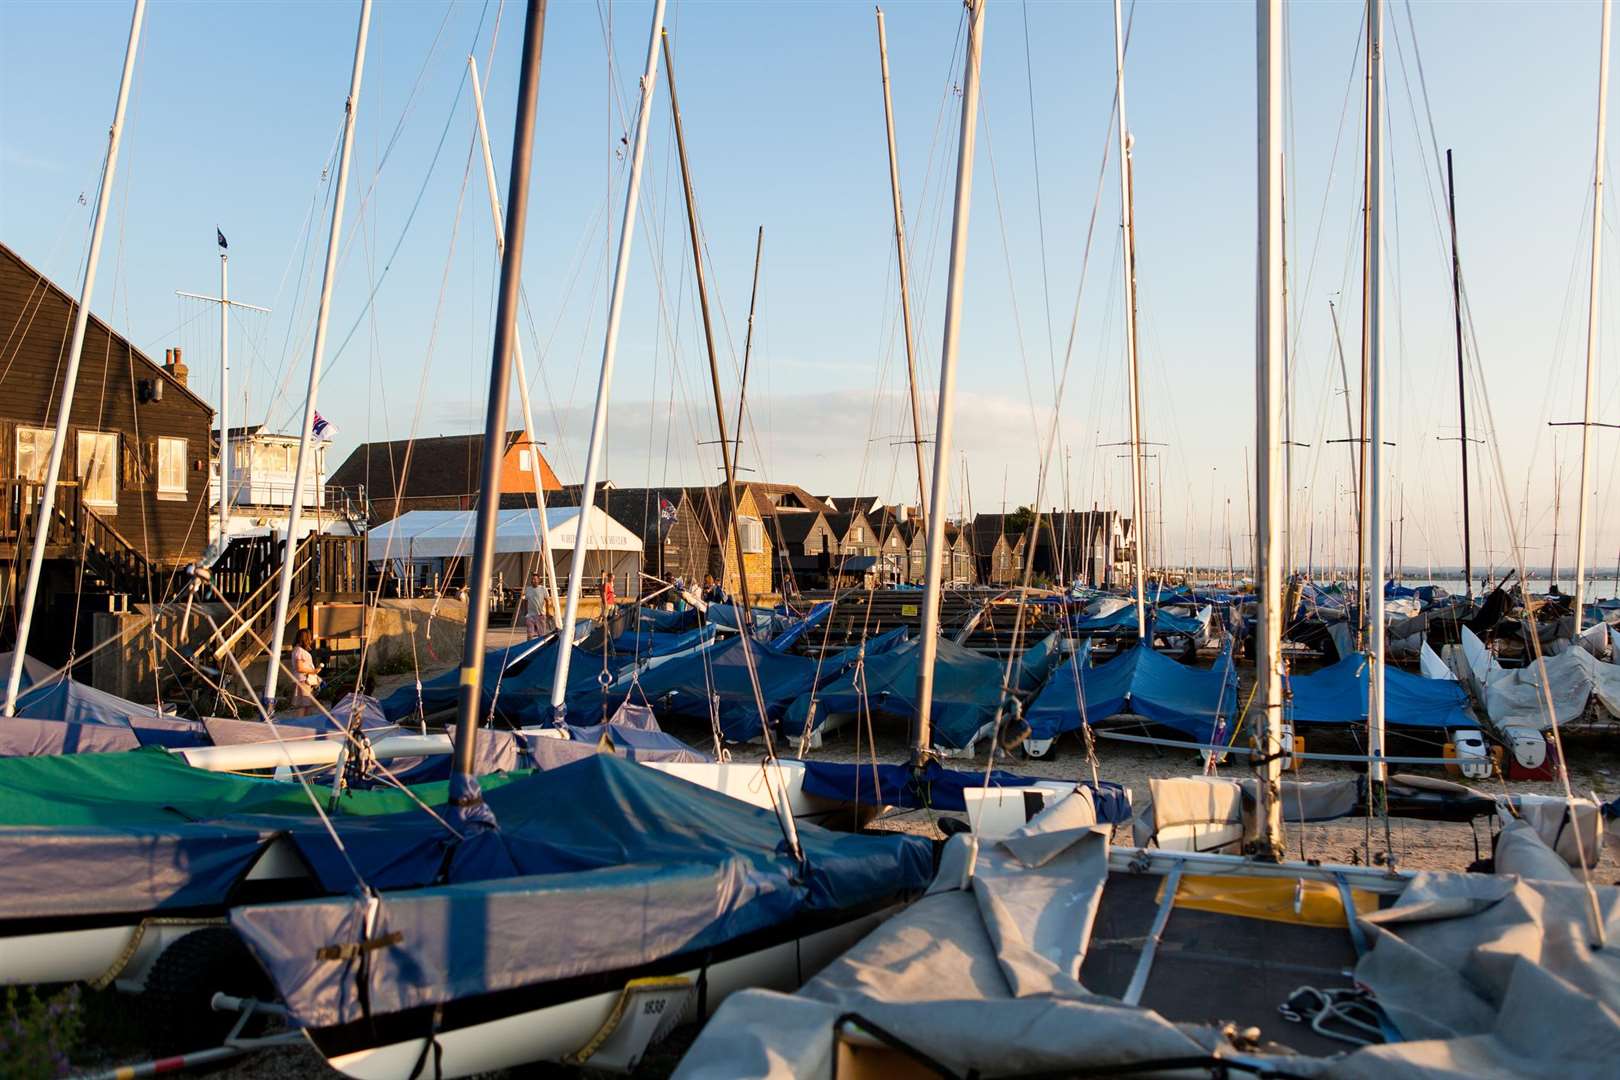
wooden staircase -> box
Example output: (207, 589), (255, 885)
(0, 479), (164, 599)
(205, 533), (365, 667)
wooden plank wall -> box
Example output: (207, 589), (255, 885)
(1, 246), (213, 565)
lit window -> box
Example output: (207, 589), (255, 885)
(157, 437), (186, 500)
(76, 430), (118, 510)
(16, 427), (54, 484)
(739, 516), (763, 554)
(518, 449), (532, 472)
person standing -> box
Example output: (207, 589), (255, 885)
(522, 571), (550, 638)
(701, 572), (726, 605)
(290, 628), (323, 714)
(600, 570), (617, 611)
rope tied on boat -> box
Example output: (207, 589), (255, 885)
(406, 1004), (445, 1080)
(1278, 984), (1383, 1046)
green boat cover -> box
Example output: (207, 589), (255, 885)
(0, 747), (529, 828)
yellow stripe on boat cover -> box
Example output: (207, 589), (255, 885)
(1156, 874), (1376, 927)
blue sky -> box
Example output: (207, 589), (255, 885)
(2, 0), (1618, 580)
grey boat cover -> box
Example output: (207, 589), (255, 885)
(676, 798), (1620, 1079)
(0, 651), (208, 752)
(1459, 625), (1620, 730)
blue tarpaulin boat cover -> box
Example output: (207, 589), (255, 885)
(378, 636), (551, 721)
(1286, 652), (1475, 730)
(768, 602), (832, 650)
(633, 605), (704, 633)
(1025, 642), (1238, 743)
(799, 759), (1131, 823)
(705, 604), (792, 638)
(784, 633), (1060, 750)
(628, 628), (904, 742)
(1071, 605), (1207, 638)
(382, 628), (711, 725)
(629, 636), (817, 742)
(392, 704), (710, 784)
(608, 625), (715, 659)
(229, 753), (933, 1029)
(0, 654), (208, 753)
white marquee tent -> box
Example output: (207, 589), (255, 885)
(367, 506), (643, 596)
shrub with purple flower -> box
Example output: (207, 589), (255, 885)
(1, 986), (82, 1079)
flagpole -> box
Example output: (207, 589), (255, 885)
(178, 232), (270, 556)
(4, 0), (146, 718)
(261, 0), (371, 709)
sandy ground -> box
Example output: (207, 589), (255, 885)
(183, 635), (1620, 1078)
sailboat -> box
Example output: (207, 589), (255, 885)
(672, 6), (1619, 1077)
(1, 8), (935, 1079)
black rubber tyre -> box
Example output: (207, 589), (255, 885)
(139, 926), (275, 1058)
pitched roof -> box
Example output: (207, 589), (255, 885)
(828, 495), (884, 515)
(822, 510), (873, 542)
(0, 241), (214, 415)
(554, 486), (698, 540)
(870, 505), (913, 529)
(769, 509), (827, 547)
(328, 431), (559, 501)
(739, 482), (833, 513)
(970, 513), (1027, 550)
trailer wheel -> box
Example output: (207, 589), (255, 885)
(140, 927), (275, 1058)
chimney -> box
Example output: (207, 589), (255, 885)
(164, 346), (188, 387)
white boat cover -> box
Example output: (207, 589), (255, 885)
(1459, 626), (1620, 730)
(675, 802), (1620, 1080)
(1576, 620), (1612, 659)
(1418, 640), (1455, 680)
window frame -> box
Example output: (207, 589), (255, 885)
(738, 515), (764, 555)
(15, 426), (55, 484)
(75, 429), (119, 511)
(156, 436), (187, 501)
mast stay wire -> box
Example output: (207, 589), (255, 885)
(970, 1), (1141, 806)
(267, 1), (491, 429)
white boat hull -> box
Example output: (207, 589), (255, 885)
(321, 907), (895, 1079)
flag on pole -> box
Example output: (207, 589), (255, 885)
(312, 411), (334, 439)
(216, 227), (228, 251)
(658, 497), (677, 525)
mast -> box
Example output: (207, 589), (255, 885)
(1113, 0), (1150, 639)
(1252, 0), (1285, 860)
(452, 0), (547, 790)
(663, 29), (756, 613)
(733, 226), (765, 468)
(1574, 0), (1612, 636)
(1553, 445), (1562, 586)
(1356, 7), (1374, 647)
(912, 0), (987, 759)
(1366, 0), (1387, 785)
(261, 0), (372, 709)
(467, 55), (561, 621)
(4, 0), (147, 717)
(1445, 150), (1474, 599)
(217, 249), (231, 546)
(1281, 152), (1292, 579)
(549, 0), (668, 717)
(876, 6), (931, 527)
